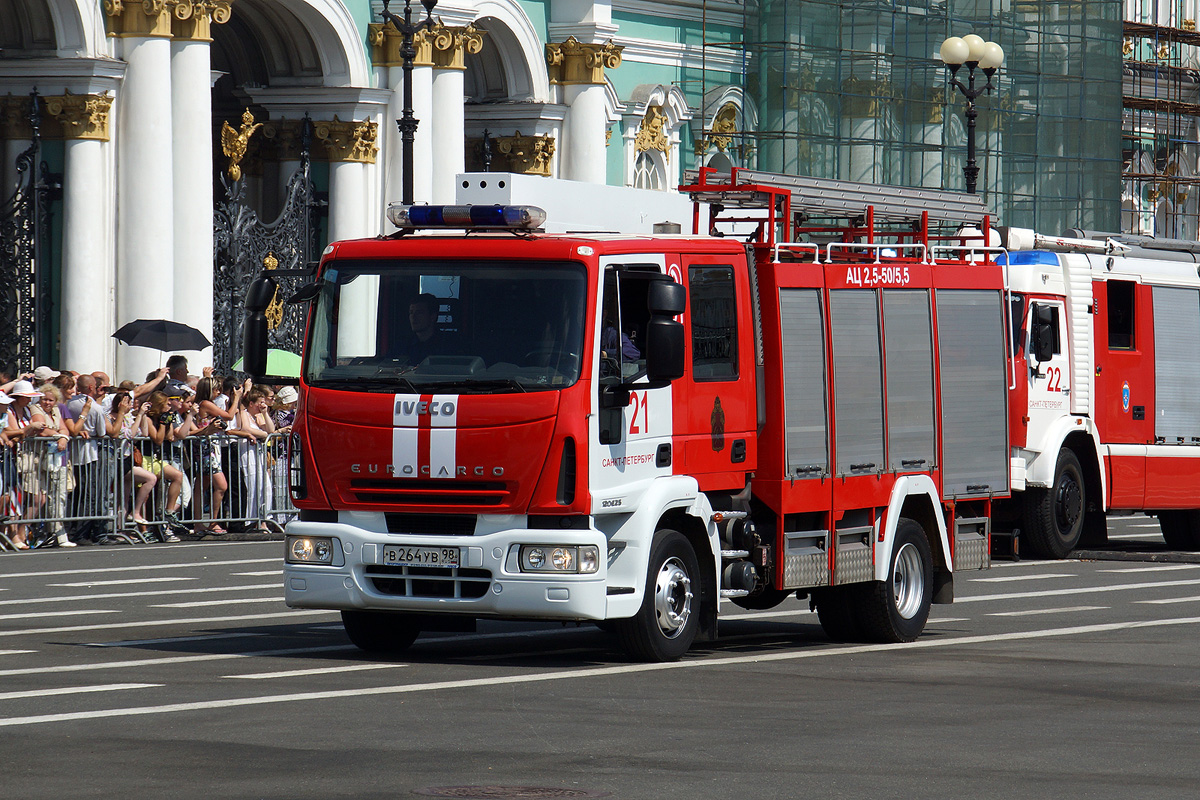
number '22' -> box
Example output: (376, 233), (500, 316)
(1045, 366), (1064, 393)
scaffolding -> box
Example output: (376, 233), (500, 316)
(1123, 2), (1200, 239)
(695, 1), (1124, 236)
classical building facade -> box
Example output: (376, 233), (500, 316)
(0, 1), (1124, 380)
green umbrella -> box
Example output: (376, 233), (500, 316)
(232, 349), (302, 378)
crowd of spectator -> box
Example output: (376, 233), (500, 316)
(0, 356), (297, 550)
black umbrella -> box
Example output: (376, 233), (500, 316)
(112, 319), (212, 352)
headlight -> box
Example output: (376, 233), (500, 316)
(518, 545), (599, 574)
(287, 535), (335, 564)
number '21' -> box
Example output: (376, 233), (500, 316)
(629, 391), (649, 434)
(1046, 367), (1063, 393)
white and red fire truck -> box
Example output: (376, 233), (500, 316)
(245, 168), (1016, 661)
(995, 226), (1200, 557)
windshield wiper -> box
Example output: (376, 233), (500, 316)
(424, 378), (528, 394)
(312, 375), (418, 393)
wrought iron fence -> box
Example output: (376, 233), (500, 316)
(0, 90), (52, 373)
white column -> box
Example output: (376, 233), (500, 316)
(431, 67), (464, 204)
(59, 138), (110, 372)
(171, 34), (215, 367)
(564, 83), (608, 184)
(328, 160), (368, 242)
(116, 32), (175, 382)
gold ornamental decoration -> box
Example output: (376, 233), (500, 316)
(431, 22), (485, 70)
(635, 106), (670, 159)
(545, 37), (623, 85)
(44, 92), (114, 141)
(313, 117), (378, 164)
(221, 109), (262, 182)
(495, 132), (556, 177)
(706, 103), (739, 152)
(263, 252), (284, 331)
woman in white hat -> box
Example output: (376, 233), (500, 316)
(3, 380), (49, 549)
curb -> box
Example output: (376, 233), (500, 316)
(1072, 548), (1200, 564)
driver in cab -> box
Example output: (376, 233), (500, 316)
(401, 293), (447, 366)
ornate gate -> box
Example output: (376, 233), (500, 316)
(212, 112), (324, 373)
(0, 91), (52, 373)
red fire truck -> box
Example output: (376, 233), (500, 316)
(993, 226), (1200, 557)
(245, 168), (1010, 661)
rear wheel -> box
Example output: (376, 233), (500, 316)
(857, 518), (933, 643)
(1023, 449), (1086, 559)
(1159, 511), (1200, 551)
(614, 530), (700, 662)
(815, 586), (866, 642)
(341, 610), (421, 654)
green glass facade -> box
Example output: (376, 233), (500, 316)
(738, 1), (1124, 232)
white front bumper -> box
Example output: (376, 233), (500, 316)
(283, 519), (610, 621)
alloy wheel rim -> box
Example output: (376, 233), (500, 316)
(653, 557), (693, 638)
(892, 543), (925, 620)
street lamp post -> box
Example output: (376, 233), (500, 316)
(939, 34), (1005, 195)
(381, 0), (438, 206)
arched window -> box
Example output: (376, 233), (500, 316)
(633, 152), (663, 191)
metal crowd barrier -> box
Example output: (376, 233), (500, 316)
(0, 431), (296, 551)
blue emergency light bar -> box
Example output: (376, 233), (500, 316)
(387, 203), (547, 231)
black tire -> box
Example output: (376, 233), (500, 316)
(1023, 449), (1086, 559)
(341, 610), (421, 654)
(614, 530), (701, 662)
(856, 518), (933, 644)
(1159, 511), (1200, 551)
(815, 586), (866, 642)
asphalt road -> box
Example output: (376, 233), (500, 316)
(1, 516), (1199, 800)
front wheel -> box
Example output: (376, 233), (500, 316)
(341, 610), (421, 654)
(614, 530), (701, 662)
(1159, 511), (1200, 551)
(1023, 448), (1086, 559)
(856, 518), (933, 643)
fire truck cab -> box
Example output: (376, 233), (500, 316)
(250, 170), (1007, 661)
(998, 227), (1200, 556)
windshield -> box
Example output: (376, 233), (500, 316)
(305, 259), (587, 392)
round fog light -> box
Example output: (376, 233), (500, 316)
(526, 547), (546, 568)
(291, 538), (313, 561)
(552, 547), (573, 571)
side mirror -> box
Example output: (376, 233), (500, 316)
(1031, 305), (1055, 363)
(287, 281), (322, 305)
(645, 278), (686, 384)
(243, 275), (276, 378)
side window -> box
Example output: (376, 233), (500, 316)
(1107, 280), (1135, 349)
(600, 268), (654, 384)
(689, 265), (738, 381)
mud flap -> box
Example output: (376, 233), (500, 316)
(932, 569), (954, 604)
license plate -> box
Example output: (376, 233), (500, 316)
(382, 545), (460, 568)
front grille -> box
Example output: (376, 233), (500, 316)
(364, 565), (491, 599)
(349, 478), (509, 507)
(385, 513), (478, 535)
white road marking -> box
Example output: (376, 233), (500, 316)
(8, 584), (281, 606)
(228, 663), (407, 680)
(925, 618), (969, 624)
(0, 684), (160, 702)
(987, 559), (1082, 569)
(0, 644), (355, 678)
(988, 606), (1107, 617)
(88, 632), (269, 648)
(971, 573), (1075, 583)
(0, 609), (118, 622)
(1099, 564), (1200, 574)
(5, 615), (1200, 728)
(232, 571), (281, 577)
(959, 577), (1200, 603)
(0, 650), (35, 656)
(1135, 595), (1200, 605)
(152, 597), (284, 609)
(0, 557), (280, 580)
(1108, 533), (1159, 540)
(50, 577), (198, 588)
(0, 609), (334, 639)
